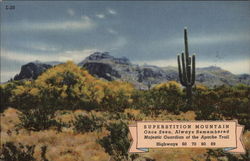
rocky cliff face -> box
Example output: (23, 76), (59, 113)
(13, 52), (250, 88)
(14, 61), (52, 80)
(79, 52), (178, 89)
(82, 62), (121, 81)
(237, 74), (250, 85)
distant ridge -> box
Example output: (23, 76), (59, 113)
(12, 52), (250, 88)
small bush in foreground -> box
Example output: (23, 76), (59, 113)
(0, 142), (36, 161)
(0, 81), (25, 112)
(204, 149), (250, 161)
(98, 121), (130, 161)
(72, 113), (104, 133)
(17, 106), (65, 132)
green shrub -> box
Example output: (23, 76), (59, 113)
(17, 106), (65, 132)
(204, 149), (249, 161)
(192, 85), (222, 120)
(101, 81), (134, 112)
(10, 81), (42, 111)
(98, 121), (130, 161)
(107, 112), (128, 120)
(131, 90), (152, 110)
(72, 113), (104, 133)
(193, 84), (250, 129)
(0, 81), (24, 112)
(133, 81), (185, 114)
(41, 145), (49, 161)
(0, 142), (36, 161)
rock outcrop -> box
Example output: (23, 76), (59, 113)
(14, 61), (52, 80)
(82, 62), (121, 81)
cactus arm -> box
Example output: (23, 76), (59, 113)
(191, 54), (196, 86)
(187, 56), (192, 84)
(177, 54), (184, 85)
(181, 52), (188, 86)
(184, 28), (189, 66)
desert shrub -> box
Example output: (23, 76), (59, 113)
(106, 112), (128, 120)
(204, 149), (249, 161)
(101, 81), (134, 112)
(9, 61), (107, 111)
(193, 86), (222, 120)
(130, 90), (145, 109)
(98, 121), (130, 161)
(153, 81), (184, 112)
(193, 84), (250, 129)
(131, 81), (186, 115)
(10, 80), (49, 111)
(215, 85), (246, 118)
(17, 106), (66, 131)
(148, 81), (185, 114)
(11, 81), (38, 109)
(215, 84), (250, 129)
(0, 81), (25, 112)
(0, 142), (36, 161)
(72, 113), (104, 133)
(34, 61), (104, 110)
(41, 145), (49, 161)
(131, 90), (151, 116)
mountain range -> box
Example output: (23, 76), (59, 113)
(13, 52), (250, 89)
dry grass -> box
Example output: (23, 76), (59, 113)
(1, 107), (249, 161)
(243, 131), (250, 150)
(140, 148), (207, 161)
(0, 108), (109, 161)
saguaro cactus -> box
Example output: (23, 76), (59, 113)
(177, 28), (196, 105)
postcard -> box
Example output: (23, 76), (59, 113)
(1, 1), (249, 161)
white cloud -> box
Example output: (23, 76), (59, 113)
(95, 9), (116, 20)
(81, 15), (90, 21)
(107, 8), (117, 15)
(6, 18), (95, 31)
(134, 59), (177, 68)
(2, 51), (50, 63)
(134, 59), (250, 74)
(196, 60), (250, 74)
(96, 14), (105, 19)
(21, 42), (60, 52)
(67, 8), (75, 16)
(172, 32), (250, 45)
(1, 48), (99, 64)
(33, 20), (94, 31)
(0, 71), (19, 82)
(107, 28), (118, 35)
(107, 37), (127, 51)
(59, 49), (99, 63)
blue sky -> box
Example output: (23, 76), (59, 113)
(1, 1), (250, 82)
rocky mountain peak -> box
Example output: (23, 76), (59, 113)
(87, 52), (113, 61)
(198, 66), (222, 71)
(78, 52), (131, 66)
